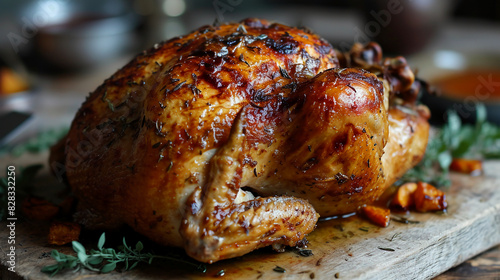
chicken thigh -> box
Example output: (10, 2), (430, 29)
(50, 19), (429, 263)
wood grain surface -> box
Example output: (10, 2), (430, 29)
(436, 245), (500, 280)
(1, 152), (499, 280)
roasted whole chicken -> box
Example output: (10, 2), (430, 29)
(50, 19), (430, 263)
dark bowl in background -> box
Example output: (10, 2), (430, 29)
(410, 50), (500, 125)
(35, 12), (140, 71)
(6, 0), (142, 73)
(359, 0), (455, 55)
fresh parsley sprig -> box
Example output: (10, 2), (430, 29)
(41, 233), (207, 276)
(400, 104), (500, 187)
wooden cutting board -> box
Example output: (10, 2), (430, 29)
(1, 152), (499, 280)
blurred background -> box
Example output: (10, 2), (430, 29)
(1, 3), (499, 277)
(0, 0), (500, 143)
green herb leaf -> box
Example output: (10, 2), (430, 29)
(72, 241), (86, 254)
(40, 264), (59, 274)
(129, 261), (139, 270)
(87, 256), (103, 265)
(98, 233), (105, 250)
(51, 250), (61, 261)
(77, 251), (88, 264)
(101, 262), (117, 273)
(136, 241), (144, 252)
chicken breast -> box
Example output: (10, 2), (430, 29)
(50, 19), (429, 263)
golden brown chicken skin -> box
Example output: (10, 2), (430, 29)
(50, 19), (429, 263)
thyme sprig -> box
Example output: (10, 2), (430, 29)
(41, 233), (207, 276)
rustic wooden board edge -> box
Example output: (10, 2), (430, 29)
(0, 156), (499, 280)
(356, 200), (500, 280)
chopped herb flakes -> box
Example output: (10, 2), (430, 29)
(297, 249), (313, 257)
(388, 232), (401, 242)
(273, 266), (286, 273)
(378, 247), (395, 252)
(391, 216), (420, 224)
(101, 91), (115, 112)
(255, 34), (267, 40)
(359, 227), (369, 232)
(237, 24), (247, 34)
(173, 81), (186, 92)
(279, 67), (291, 79)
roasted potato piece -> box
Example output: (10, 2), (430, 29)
(414, 182), (447, 212)
(450, 158), (482, 175)
(390, 182), (418, 210)
(48, 221), (81, 245)
(362, 205), (390, 227)
(22, 197), (59, 221)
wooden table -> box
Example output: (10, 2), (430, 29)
(0, 151), (499, 279)
(436, 245), (500, 279)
